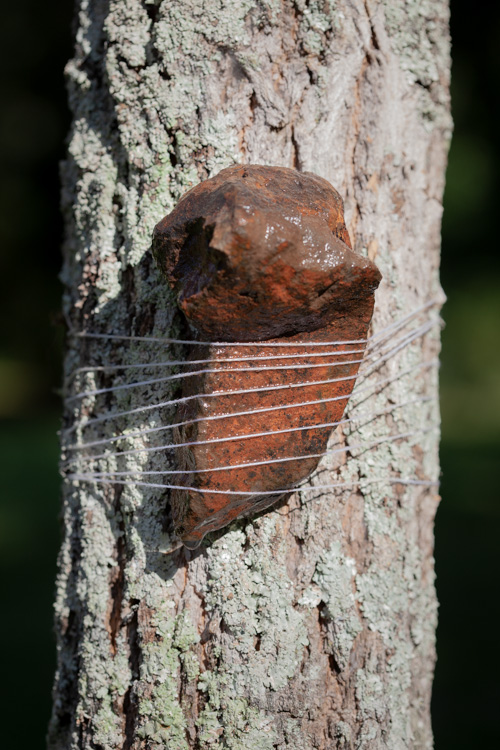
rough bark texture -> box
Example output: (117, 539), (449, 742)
(50, 1), (451, 748)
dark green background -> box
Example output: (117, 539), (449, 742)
(0, 2), (498, 746)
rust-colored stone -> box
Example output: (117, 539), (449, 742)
(152, 165), (381, 548)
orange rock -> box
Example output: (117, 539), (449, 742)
(152, 165), (381, 547)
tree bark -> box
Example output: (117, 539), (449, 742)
(49, 1), (451, 748)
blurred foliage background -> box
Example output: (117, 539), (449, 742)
(0, 1), (498, 747)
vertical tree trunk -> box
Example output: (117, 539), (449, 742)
(50, 1), (451, 748)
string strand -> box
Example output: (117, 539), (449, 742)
(62, 356), (438, 444)
(67, 356), (366, 404)
(70, 298), (440, 349)
(69, 476), (439, 495)
(67, 425), (437, 478)
(134, 473), (439, 553)
(62, 300), (441, 554)
(71, 347), (368, 377)
(65, 396), (435, 451)
(68, 302), (440, 379)
(69, 446), (439, 494)
(65, 318), (437, 405)
(65, 397), (436, 467)
(63, 322), (436, 412)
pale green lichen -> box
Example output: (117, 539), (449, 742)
(281, 717), (312, 750)
(136, 610), (200, 747)
(208, 523), (308, 691)
(357, 563), (409, 644)
(355, 668), (386, 745)
(335, 720), (353, 746)
(382, 0), (447, 87)
(93, 698), (124, 748)
(311, 541), (362, 670)
(381, 0), (452, 135)
(294, 0), (339, 55)
(193, 521), (309, 745)
(197, 673), (277, 749)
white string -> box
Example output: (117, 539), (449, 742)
(129, 471), (438, 553)
(63, 300), (441, 555)
(67, 425), (437, 477)
(71, 347), (368, 376)
(62, 360), (439, 462)
(62, 356), (438, 442)
(65, 387), (433, 453)
(74, 332), (369, 347)
(69, 300), (439, 378)
(67, 356), (365, 404)
(63, 358), (437, 463)
(67, 473), (439, 496)
(72, 319), (440, 402)
(139, 474), (440, 550)
(66, 318), (437, 405)
(70, 298), (439, 349)
(68, 370), (360, 409)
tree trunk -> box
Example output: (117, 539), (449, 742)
(49, 1), (451, 748)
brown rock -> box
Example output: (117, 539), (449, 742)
(152, 165), (381, 548)
(153, 165), (380, 341)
